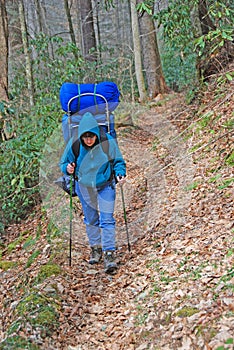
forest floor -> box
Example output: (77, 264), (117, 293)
(0, 69), (233, 350)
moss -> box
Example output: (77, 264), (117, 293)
(0, 260), (18, 271)
(7, 235), (25, 252)
(37, 263), (62, 283)
(7, 320), (22, 335)
(33, 308), (59, 328)
(223, 149), (233, 168)
(165, 312), (172, 324)
(218, 177), (234, 190)
(184, 181), (200, 191)
(197, 111), (214, 129)
(46, 220), (62, 241)
(16, 292), (59, 317)
(16, 293), (47, 316)
(16, 292), (59, 337)
(0, 335), (40, 350)
(176, 306), (199, 318)
(222, 118), (234, 130)
(25, 250), (41, 268)
(151, 137), (160, 151)
(195, 325), (218, 341)
(22, 235), (38, 250)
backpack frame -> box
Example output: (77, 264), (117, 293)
(62, 92), (116, 143)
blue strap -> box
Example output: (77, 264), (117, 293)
(77, 84), (81, 111)
(94, 84), (98, 113)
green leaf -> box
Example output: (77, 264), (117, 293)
(11, 178), (17, 186)
(225, 73), (233, 81)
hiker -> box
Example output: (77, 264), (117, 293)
(60, 112), (126, 273)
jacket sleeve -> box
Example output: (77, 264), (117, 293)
(108, 137), (126, 177)
(59, 139), (76, 175)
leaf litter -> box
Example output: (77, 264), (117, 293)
(0, 68), (233, 350)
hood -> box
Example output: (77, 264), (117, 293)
(78, 112), (100, 141)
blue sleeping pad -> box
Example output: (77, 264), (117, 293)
(59, 81), (120, 115)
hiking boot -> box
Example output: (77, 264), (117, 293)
(104, 251), (117, 274)
(89, 246), (102, 264)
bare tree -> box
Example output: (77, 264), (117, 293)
(64, 0), (76, 46)
(64, 0), (79, 60)
(34, 0), (50, 35)
(91, 0), (101, 60)
(130, 0), (147, 102)
(0, 0), (9, 101)
(19, 0), (34, 106)
(138, 4), (169, 97)
(78, 0), (97, 61)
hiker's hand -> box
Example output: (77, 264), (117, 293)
(67, 163), (75, 174)
(116, 175), (126, 185)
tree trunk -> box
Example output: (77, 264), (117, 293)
(91, 0), (101, 60)
(130, 0), (146, 102)
(37, 0), (55, 59)
(64, 0), (79, 60)
(64, 0), (77, 46)
(138, 6), (169, 97)
(78, 0), (97, 62)
(35, 0), (43, 32)
(0, 0), (9, 101)
(19, 0), (34, 106)
(198, 0), (216, 35)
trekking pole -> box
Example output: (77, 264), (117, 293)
(69, 174), (73, 266)
(67, 99), (73, 266)
(120, 185), (131, 252)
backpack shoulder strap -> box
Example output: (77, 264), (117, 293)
(72, 139), (80, 163)
(99, 126), (109, 156)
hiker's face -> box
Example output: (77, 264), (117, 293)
(82, 133), (97, 147)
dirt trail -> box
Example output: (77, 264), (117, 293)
(139, 101), (195, 232)
(1, 92), (233, 350)
(53, 95), (199, 349)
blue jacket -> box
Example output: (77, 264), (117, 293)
(60, 113), (126, 188)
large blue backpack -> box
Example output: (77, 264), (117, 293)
(59, 81), (120, 143)
(56, 81), (120, 196)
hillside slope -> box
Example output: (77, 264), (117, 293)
(0, 70), (233, 350)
